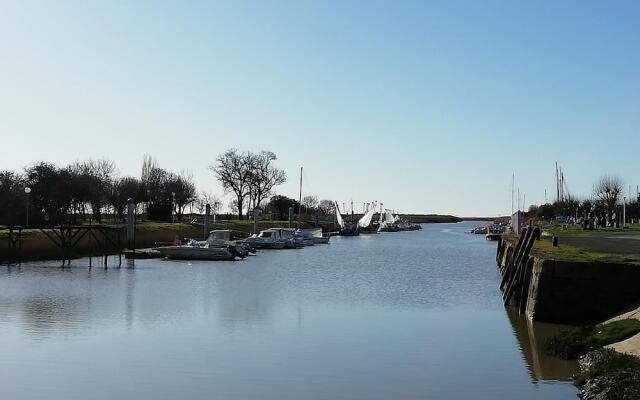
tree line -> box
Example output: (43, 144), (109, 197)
(526, 175), (640, 226)
(0, 156), (196, 226)
(0, 149), (335, 226)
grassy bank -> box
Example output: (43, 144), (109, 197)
(546, 320), (640, 359)
(546, 225), (640, 237)
(531, 237), (640, 265)
(545, 319), (640, 399)
(0, 221), (325, 262)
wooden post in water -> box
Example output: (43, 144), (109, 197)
(253, 208), (259, 234)
(204, 203), (210, 239)
(126, 199), (136, 267)
(288, 207), (293, 228)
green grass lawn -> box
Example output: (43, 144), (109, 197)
(547, 319), (640, 359)
(546, 225), (640, 237)
(532, 238), (640, 265)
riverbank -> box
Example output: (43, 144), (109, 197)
(544, 312), (640, 399)
(497, 234), (640, 324)
(400, 214), (462, 223)
(0, 220), (318, 262)
(497, 228), (640, 398)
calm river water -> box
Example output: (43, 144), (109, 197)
(0, 222), (576, 399)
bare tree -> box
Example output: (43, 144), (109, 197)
(211, 149), (253, 220)
(248, 150), (286, 211)
(228, 199), (239, 216)
(196, 191), (221, 214)
(301, 195), (319, 214)
(70, 158), (116, 222)
(317, 199), (335, 216)
(166, 170), (197, 219)
(594, 174), (623, 224)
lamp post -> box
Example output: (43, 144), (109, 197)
(623, 197), (627, 229)
(24, 187), (31, 228)
(213, 201), (220, 225)
(171, 192), (176, 223)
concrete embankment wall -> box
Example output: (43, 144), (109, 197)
(497, 238), (640, 325)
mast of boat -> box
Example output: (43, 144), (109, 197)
(299, 166), (303, 215)
(556, 161), (560, 201)
(351, 199), (354, 222)
(511, 173), (514, 216)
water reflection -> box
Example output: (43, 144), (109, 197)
(0, 222), (577, 400)
(506, 307), (578, 381)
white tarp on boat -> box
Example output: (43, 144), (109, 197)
(384, 209), (396, 224)
(357, 203), (376, 229)
(335, 202), (345, 228)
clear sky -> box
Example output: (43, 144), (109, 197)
(1, 1), (639, 216)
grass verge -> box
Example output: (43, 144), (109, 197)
(546, 320), (640, 398)
(532, 237), (640, 265)
(546, 319), (640, 359)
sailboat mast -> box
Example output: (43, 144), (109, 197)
(511, 173), (514, 216)
(299, 166), (303, 214)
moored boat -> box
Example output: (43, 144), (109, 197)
(243, 228), (292, 249)
(296, 228), (330, 244)
(205, 230), (256, 256)
(156, 239), (240, 261)
(336, 202), (360, 236)
(485, 224), (504, 241)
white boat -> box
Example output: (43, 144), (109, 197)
(378, 210), (400, 232)
(296, 228), (330, 244)
(335, 202), (359, 236)
(243, 229), (291, 249)
(357, 202), (378, 233)
(156, 239), (239, 261)
(206, 230), (255, 256)
(280, 228), (309, 247)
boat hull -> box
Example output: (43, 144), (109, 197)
(157, 246), (236, 261)
(243, 239), (287, 249)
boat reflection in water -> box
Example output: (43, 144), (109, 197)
(506, 307), (578, 382)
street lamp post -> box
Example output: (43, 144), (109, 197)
(171, 192), (176, 223)
(24, 187), (31, 228)
(213, 201), (220, 225)
(623, 197), (627, 229)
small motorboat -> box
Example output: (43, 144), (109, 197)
(205, 230), (256, 256)
(243, 229), (291, 249)
(485, 224), (504, 241)
(471, 226), (488, 234)
(296, 228), (330, 244)
(156, 239), (242, 261)
(281, 228), (310, 247)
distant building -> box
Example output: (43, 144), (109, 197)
(511, 211), (525, 235)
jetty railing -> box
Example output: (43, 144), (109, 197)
(1, 225), (125, 268)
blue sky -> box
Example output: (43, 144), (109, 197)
(1, 1), (639, 216)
